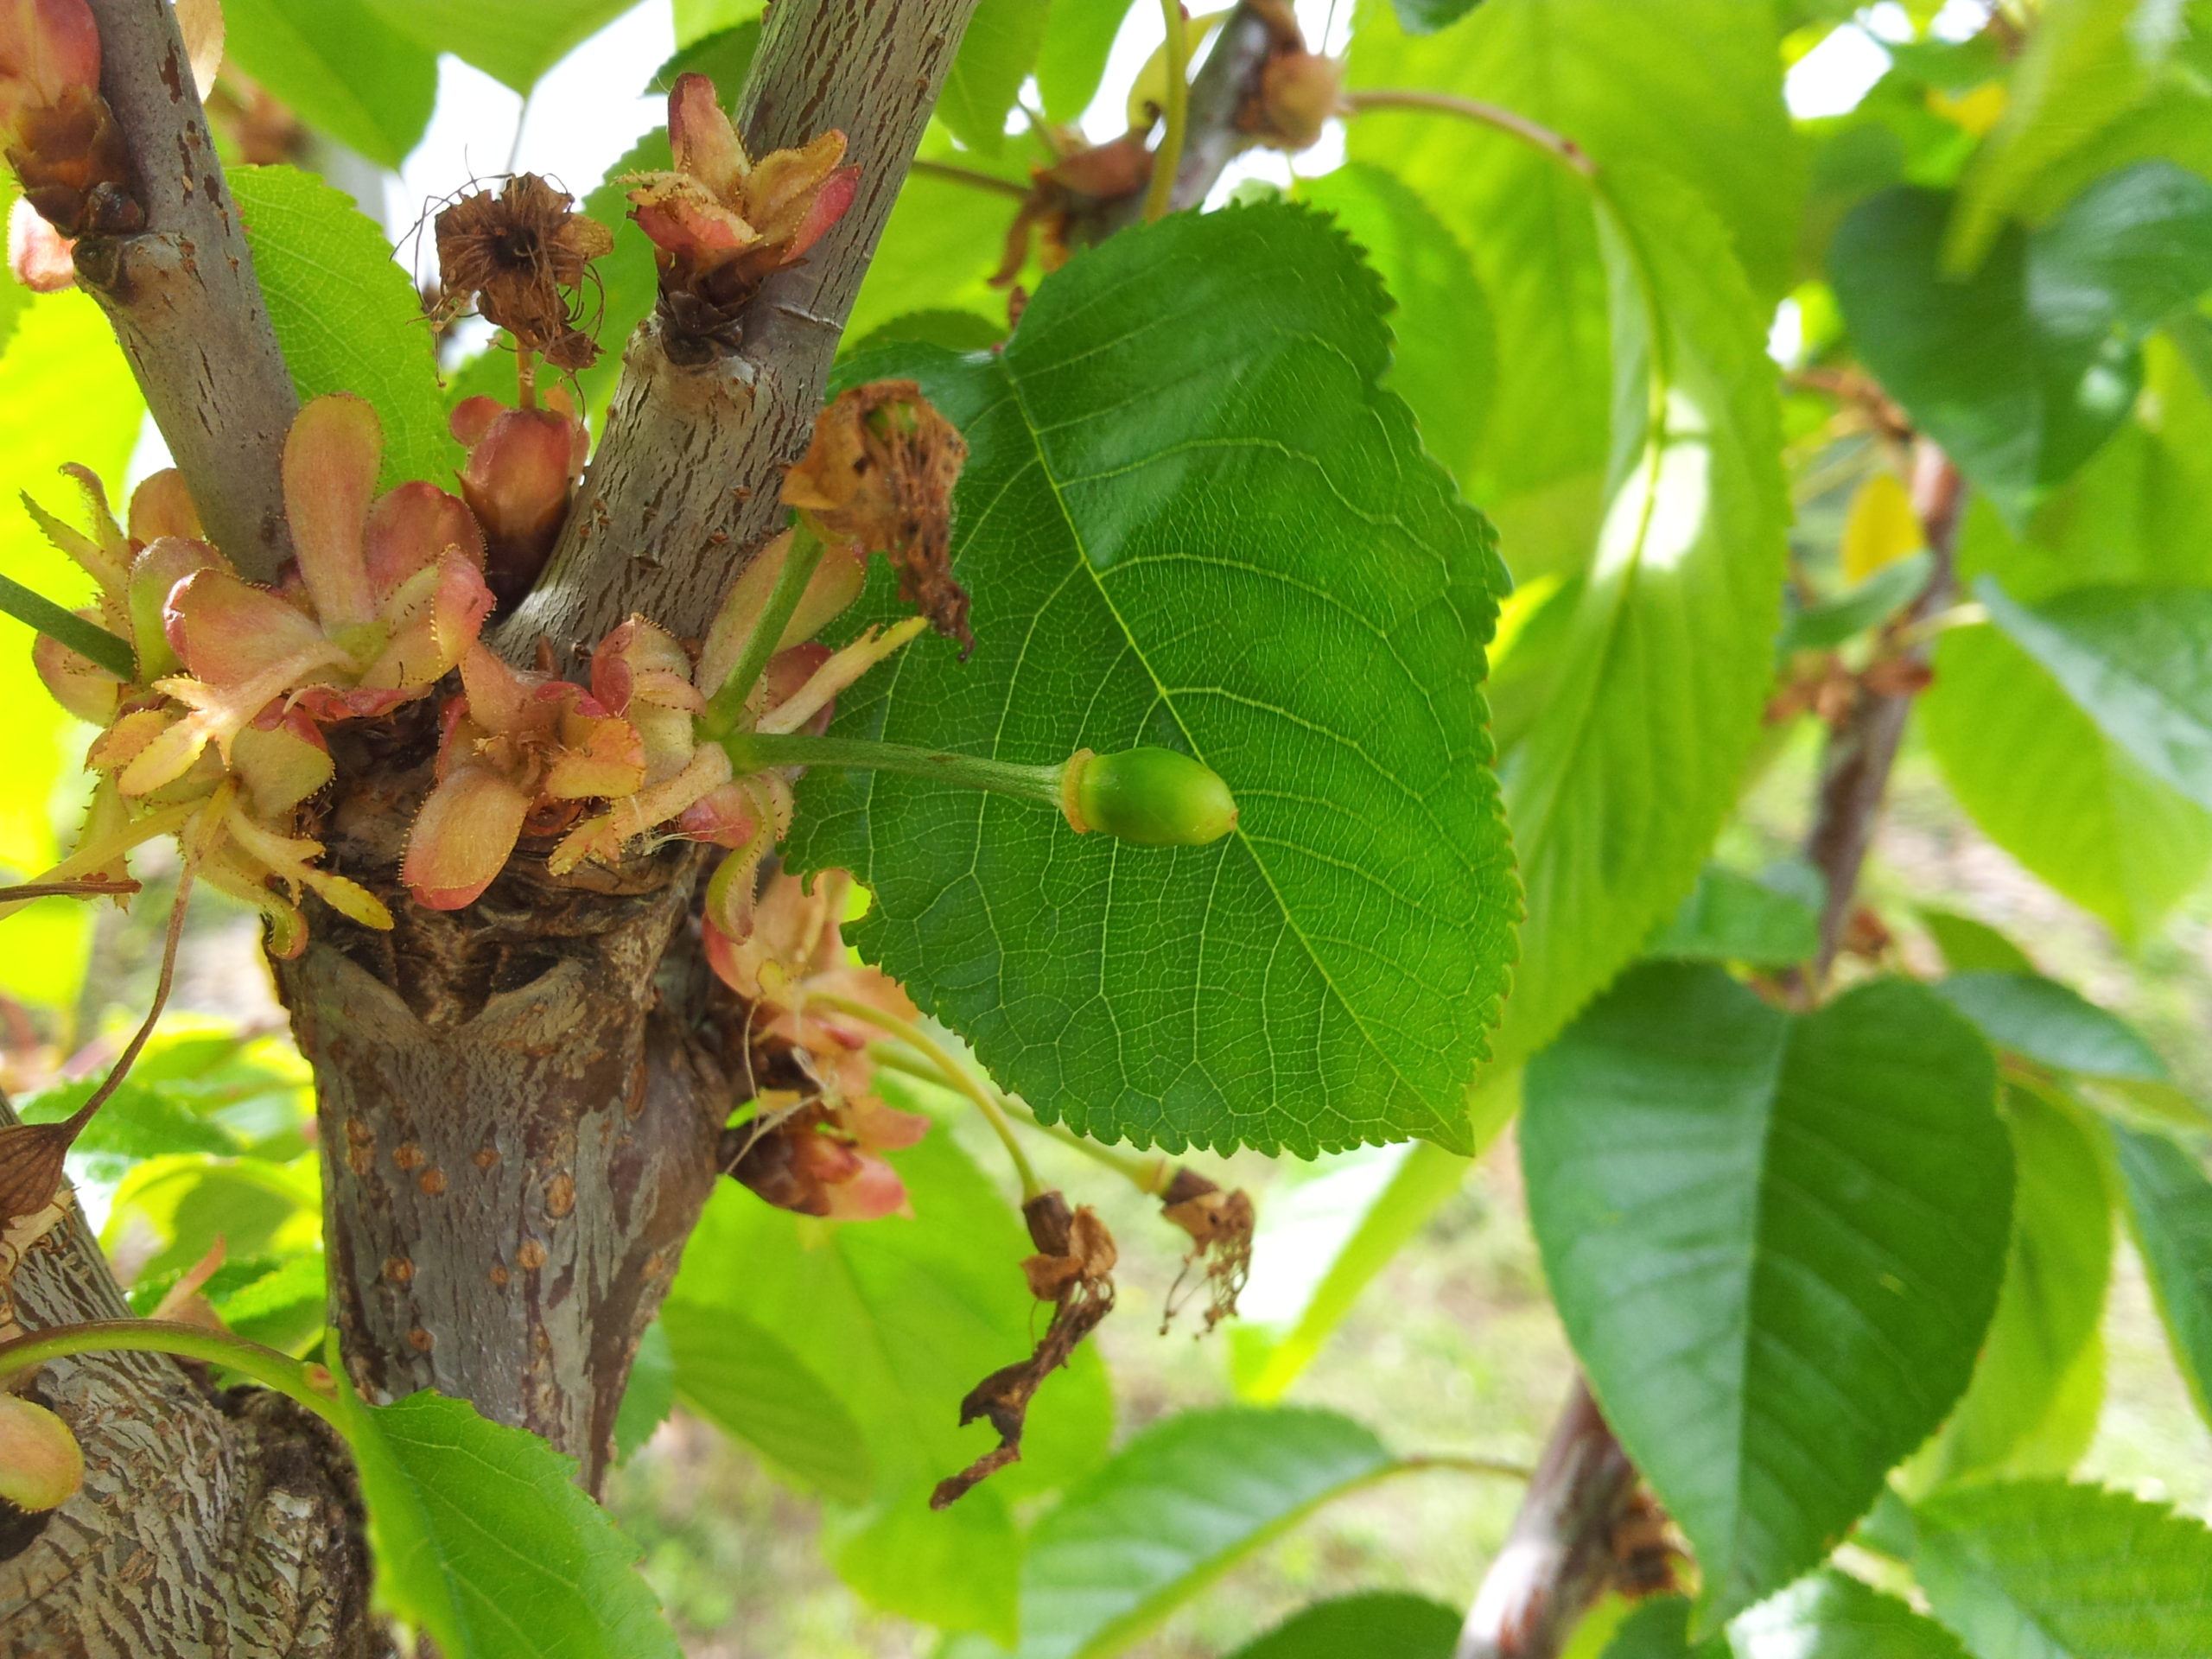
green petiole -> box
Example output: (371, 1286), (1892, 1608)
(696, 525), (827, 740)
(0, 574), (136, 681)
(718, 729), (1072, 809)
(0, 1318), (346, 1433)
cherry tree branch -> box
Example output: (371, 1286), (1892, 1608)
(76, 0), (297, 582)
(1096, 1), (1279, 238)
(498, 0), (984, 664)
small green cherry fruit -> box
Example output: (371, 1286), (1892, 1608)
(1062, 747), (1237, 846)
(0, 1391), (85, 1511)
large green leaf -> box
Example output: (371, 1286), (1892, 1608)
(1913, 1480), (2212, 1657)
(1490, 162), (1789, 1070)
(221, 0), (436, 169)
(1522, 963), (2012, 1624)
(1917, 1086), (2111, 1488)
(1013, 1407), (1402, 1659)
(938, 0), (1049, 156)
(1299, 162), (1495, 487)
(794, 203), (1516, 1156)
(1948, 0), (2193, 270)
(1831, 168), (2212, 525)
(0, 292), (143, 1010)
(664, 1134), (1111, 1636)
(845, 129), (1027, 346)
(1646, 865), (1821, 969)
(336, 1385), (680, 1659)
(1923, 621), (2212, 944)
(1980, 578), (2212, 813)
(231, 165), (456, 489)
(1346, 0), (1799, 524)
(1600, 1598), (1725, 1659)
(1037, 0), (1135, 123)
(2111, 1125), (2212, 1429)
(361, 0), (636, 93)
(1931, 972), (2171, 1084)
(1729, 1570), (1969, 1659)
(1226, 1591), (1460, 1659)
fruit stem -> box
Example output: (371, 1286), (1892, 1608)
(0, 1319), (346, 1433)
(697, 525), (828, 739)
(814, 992), (1045, 1201)
(1145, 0), (1192, 223)
(721, 730), (1068, 810)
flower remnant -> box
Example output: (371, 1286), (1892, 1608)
(435, 173), (613, 372)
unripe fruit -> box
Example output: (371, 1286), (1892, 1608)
(0, 1391), (83, 1511)
(1061, 747), (1237, 846)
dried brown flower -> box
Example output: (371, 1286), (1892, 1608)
(991, 130), (1154, 288)
(1238, 0), (1344, 154)
(931, 1192), (1117, 1508)
(435, 174), (613, 371)
(782, 381), (972, 653)
(1157, 1167), (1255, 1334)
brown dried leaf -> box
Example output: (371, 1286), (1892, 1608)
(783, 381), (972, 653)
(0, 1122), (72, 1234)
(931, 1192), (1116, 1509)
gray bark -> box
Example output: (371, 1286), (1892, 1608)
(0, 1097), (375, 1658)
(75, 0), (298, 582)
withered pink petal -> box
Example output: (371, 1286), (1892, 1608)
(784, 164), (860, 264)
(849, 1097), (931, 1154)
(166, 567), (329, 685)
(282, 393), (383, 630)
(455, 641), (538, 736)
(675, 781), (762, 849)
(8, 196), (71, 290)
(818, 1154), (911, 1222)
(365, 480), (482, 598)
(668, 72), (747, 200)
(403, 762), (530, 911)
(449, 395), (504, 449)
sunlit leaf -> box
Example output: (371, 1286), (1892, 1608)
(221, 0), (436, 169)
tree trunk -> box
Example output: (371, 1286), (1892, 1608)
(0, 1100), (376, 1659)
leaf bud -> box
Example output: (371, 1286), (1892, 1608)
(1060, 747), (1237, 846)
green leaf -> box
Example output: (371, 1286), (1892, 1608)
(212, 1250), (327, 1355)
(612, 1318), (673, 1466)
(844, 308), (1007, 358)
(664, 1134), (1110, 1634)
(795, 203), (1516, 1156)
(845, 132), (1024, 348)
(335, 1384), (680, 1659)
(1014, 1407), (1402, 1659)
(659, 1298), (874, 1501)
(1779, 550), (1933, 653)
(1923, 620), (2212, 944)
(2111, 1124), (2212, 1429)
(1346, 0), (1800, 524)
(1832, 168), (2212, 524)
(938, 0), (1051, 156)
(1229, 1122), (1501, 1401)
(21, 1076), (239, 1162)
(1037, 0), (1135, 124)
(101, 1153), (321, 1284)
(1729, 1569), (1970, 1659)
(1599, 1597), (1726, 1659)
(1980, 577), (2212, 813)
(1393, 0), (1484, 33)
(673, 0), (758, 46)
(1931, 972), (2171, 1084)
(1948, 0), (2192, 271)
(1226, 1591), (1461, 1659)
(1300, 162), (1495, 486)
(1916, 1086), (2112, 1488)
(1646, 865), (1821, 969)
(1490, 162), (1789, 1070)
(645, 21), (758, 96)
(230, 165), (457, 489)
(1522, 963), (2012, 1624)
(1921, 909), (2037, 976)
(360, 0), (637, 93)
(0, 292), (143, 1012)
(1913, 1480), (2212, 1657)
(220, 0), (437, 169)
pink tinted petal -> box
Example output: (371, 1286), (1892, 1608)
(849, 1097), (931, 1153)
(403, 762), (530, 910)
(818, 1154), (910, 1222)
(0, 0), (100, 106)
(449, 395), (503, 448)
(291, 683), (415, 723)
(365, 480), (481, 598)
(359, 550), (492, 690)
(784, 164), (859, 263)
(125, 471), (202, 545)
(668, 72), (747, 199)
(629, 179), (759, 258)
(282, 393), (383, 629)
(675, 780), (761, 849)
(455, 642), (537, 736)
(31, 625), (118, 722)
(165, 567), (329, 684)
(8, 195), (70, 289)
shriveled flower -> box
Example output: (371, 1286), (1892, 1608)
(626, 73), (859, 359)
(435, 174), (613, 371)
(991, 130), (1153, 288)
(7, 193), (69, 289)
(400, 643), (645, 911)
(1236, 0), (1344, 153)
(450, 391), (590, 610)
(119, 394), (493, 798)
(0, 0), (135, 237)
(781, 380), (971, 652)
(711, 869), (931, 1222)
